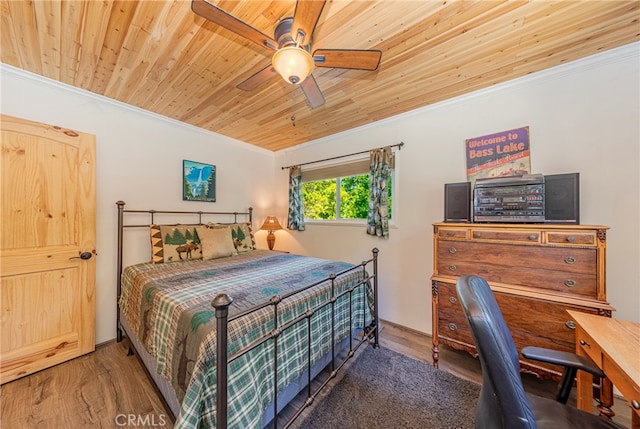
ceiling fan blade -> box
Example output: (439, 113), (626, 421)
(300, 75), (325, 109)
(313, 49), (382, 71)
(237, 64), (278, 91)
(291, 0), (326, 46)
(191, 0), (277, 50)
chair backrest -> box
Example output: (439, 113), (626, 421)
(456, 275), (537, 429)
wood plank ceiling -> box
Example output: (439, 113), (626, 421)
(1, 1), (639, 151)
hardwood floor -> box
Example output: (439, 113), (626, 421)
(1, 340), (168, 429)
(1, 321), (632, 428)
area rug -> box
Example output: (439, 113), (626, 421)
(297, 346), (480, 429)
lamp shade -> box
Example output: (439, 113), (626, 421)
(271, 46), (314, 85)
(260, 216), (283, 231)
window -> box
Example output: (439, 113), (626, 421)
(301, 158), (393, 221)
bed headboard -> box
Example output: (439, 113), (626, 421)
(115, 200), (253, 341)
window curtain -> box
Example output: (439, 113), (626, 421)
(366, 146), (393, 238)
(287, 165), (305, 231)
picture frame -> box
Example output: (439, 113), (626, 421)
(183, 160), (216, 202)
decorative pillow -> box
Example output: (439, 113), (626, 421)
(151, 225), (203, 263)
(246, 223), (256, 249)
(150, 224), (164, 263)
(206, 223), (255, 253)
(197, 226), (236, 260)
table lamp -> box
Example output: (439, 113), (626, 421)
(260, 216), (283, 250)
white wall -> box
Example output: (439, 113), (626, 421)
(273, 42), (640, 334)
(0, 66), (276, 344)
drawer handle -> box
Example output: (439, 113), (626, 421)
(449, 296), (457, 304)
(565, 321), (576, 330)
(473, 232), (481, 238)
(448, 247), (457, 254)
(564, 256), (576, 264)
(448, 265), (457, 272)
(448, 323), (457, 331)
(567, 236), (576, 243)
(564, 279), (576, 287)
(528, 234), (537, 241)
(447, 232), (455, 237)
(632, 400), (639, 410)
(579, 339), (591, 347)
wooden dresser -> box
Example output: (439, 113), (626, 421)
(431, 222), (613, 379)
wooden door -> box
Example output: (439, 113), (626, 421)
(1, 115), (96, 384)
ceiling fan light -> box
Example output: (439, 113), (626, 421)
(272, 46), (314, 85)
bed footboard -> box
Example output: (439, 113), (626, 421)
(212, 248), (379, 429)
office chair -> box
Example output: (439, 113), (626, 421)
(456, 275), (624, 429)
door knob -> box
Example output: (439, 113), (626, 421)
(70, 252), (93, 260)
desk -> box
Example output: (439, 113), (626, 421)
(567, 310), (640, 429)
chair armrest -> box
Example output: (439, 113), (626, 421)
(521, 346), (604, 377)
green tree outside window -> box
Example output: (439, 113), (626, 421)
(303, 174), (392, 220)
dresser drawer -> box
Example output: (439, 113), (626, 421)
(437, 281), (463, 313)
(437, 227), (467, 239)
(437, 309), (475, 345)
(498, 292), (604, 374)
(435, 282), (474, 345)
(435, 282), (601, 373)
(439, 262), (596, 298)
(437, 240), (597, 275)
(471, 228), (541, 243)
(496, 292), (601, 352)
(436, 282), (597, 351)
(546, 231), (597, 246)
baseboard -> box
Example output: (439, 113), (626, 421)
(379, 318), (431, 339)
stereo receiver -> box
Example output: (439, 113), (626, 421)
(473, 174), (545, 223)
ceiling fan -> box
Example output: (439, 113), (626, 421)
(191, 0), (382, 108)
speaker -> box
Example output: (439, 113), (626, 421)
(444, 182), (471, 222)
(544, 173), (580, 224)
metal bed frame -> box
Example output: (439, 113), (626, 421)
(115, 201), (380, 428)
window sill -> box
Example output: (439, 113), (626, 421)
(303, 219), (397, 229)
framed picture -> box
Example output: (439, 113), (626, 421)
(183, 160), (216, 202)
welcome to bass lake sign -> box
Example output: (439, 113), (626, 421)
(465, 126), (530, 183)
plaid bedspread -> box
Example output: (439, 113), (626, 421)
(119, 250), (372, 428)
